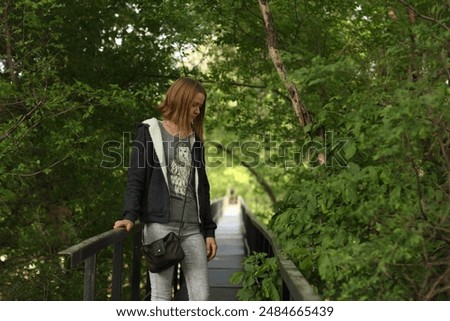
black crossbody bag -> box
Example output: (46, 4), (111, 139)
(142, 160), (193, 273)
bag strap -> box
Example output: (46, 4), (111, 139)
(177, 157), (194, 237)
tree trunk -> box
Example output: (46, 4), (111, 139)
(258, 0), (325, 165)
(2, 0), (16, 84)
(258, 0), (311, 127)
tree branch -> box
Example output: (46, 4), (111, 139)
(397, 0), (450, 31)
(208, 141), (277, 204)
(258, 0), (311, 128)
(9, 155), (70, 177)
(424, 265), (450, 300)
(0, 100), (43, 143)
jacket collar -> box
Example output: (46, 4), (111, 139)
(142, 117), (196, 187)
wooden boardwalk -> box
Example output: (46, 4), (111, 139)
(208, 199), (248, 300)
(59, 195), (320, 301)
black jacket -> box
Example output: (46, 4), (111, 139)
(122, 118), (216, 238)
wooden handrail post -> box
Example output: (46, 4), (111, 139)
(83, 255), (97, 300)
(131, 231), (142, 300)
(112, 242), (123, 300)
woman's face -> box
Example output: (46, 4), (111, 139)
(190, 92), (205, 122)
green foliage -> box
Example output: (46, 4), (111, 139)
(0, 0), (204, 300)
(230, 252), (281, 301)
(224, 0), (449, 301)
(1, 0), (449, 301)
(265, 1), (450, 300)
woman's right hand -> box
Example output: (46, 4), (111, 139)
(113, 219), (134, 232)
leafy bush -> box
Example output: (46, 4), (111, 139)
(230, 252), (281, 301)
(268, 80), (450, 300)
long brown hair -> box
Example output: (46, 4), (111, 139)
(157, 77), (207, 140)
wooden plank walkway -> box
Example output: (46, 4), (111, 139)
(208, 199), (248, 300)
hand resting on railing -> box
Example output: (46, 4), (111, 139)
(113, 219), (134, 232)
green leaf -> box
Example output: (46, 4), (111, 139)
(344, 140), (357, 160)
(229, 271), (243, 285)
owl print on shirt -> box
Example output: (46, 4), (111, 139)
(169, 141), (191, 197)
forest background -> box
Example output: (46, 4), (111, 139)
(0, 0), (449, 300)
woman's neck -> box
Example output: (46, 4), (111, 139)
(162, 119), (192, 138)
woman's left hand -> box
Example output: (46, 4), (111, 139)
(205, 237), (217, 261)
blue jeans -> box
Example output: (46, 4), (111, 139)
(143, 222), (209, 301)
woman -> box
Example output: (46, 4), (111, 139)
(114, 77), (217, 301)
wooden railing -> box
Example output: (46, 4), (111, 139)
(59, 222), (145, 300)
(240, 198), (321, 301)
(58, 198), (224, 300)
(59, 195), (319, 301)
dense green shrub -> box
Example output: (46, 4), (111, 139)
(230, 252), (281, 301)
